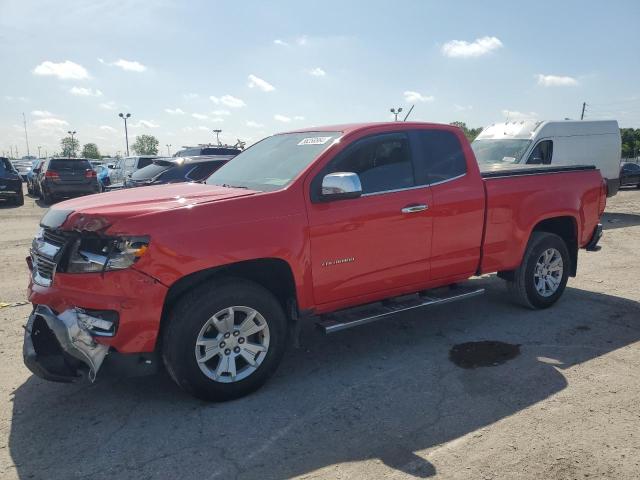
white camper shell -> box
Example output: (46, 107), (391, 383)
(472, 120), (621, 196)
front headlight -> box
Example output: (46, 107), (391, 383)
(67, 236), (149, 273)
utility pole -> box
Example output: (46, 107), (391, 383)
(166, 144), (172, 156)
(22, 112), (30, 157)
(390, 107), (403, 122)
(580, 102), (586, 120)
(37, 146), (42, 158)
(119, 113), (132, 156)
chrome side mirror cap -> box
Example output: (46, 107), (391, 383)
(321, 172), (362, 201)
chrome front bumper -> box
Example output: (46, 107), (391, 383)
(23, 305), (110, 383)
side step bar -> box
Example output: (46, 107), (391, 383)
(317, 286), (484, 334)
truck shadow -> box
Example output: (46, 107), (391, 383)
(8, 276), (640, 479)
(601, 211), (640, 230)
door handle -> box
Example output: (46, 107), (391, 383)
(401, 204), (428, 214)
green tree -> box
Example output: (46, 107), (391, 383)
(60, 136), (79, 157)
(81, 143), (101, 159)
(620, 128), (640, 159)
(450, 121), (483, 142)
(131, 135), (159, 155)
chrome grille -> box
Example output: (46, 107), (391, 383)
(31, 228), (72, 287)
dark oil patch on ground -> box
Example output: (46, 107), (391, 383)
(575, 325), (591, 331)
(449, 341), (521, 369)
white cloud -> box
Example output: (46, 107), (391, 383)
(210, 95), (246, 108)
(197, 126), (210, 131)
(69, 86), (103, 97)
(274, 114), (291, 123)
(99, 101), (116, 110)
(192, 113), (209, 120)
(130, 120), (159, 128)
(247, 74), (275, 92)
(274, 39), (289, 47)
(501, 109), (538, 121)
(164, 107), (185, 115)
(183, 93), (199, 100)
(246, 120), (264, 128)
(210, 117), (224, 123)
(294, 116), (305, 121)
(99, 125), (117, 133)
(100, 58), (147, 72)
(33, 60), (89, 80)
(454, 104), (473, 111)
(441, 36), (503, 58)
(211, 109), (230, 116)
(31, 110), (54, 117)
(308, 67), (326, 77)
(4, 96), (29, 102)
(297, 36), (308, 46)
(536, 74), (578, 87)
(34, 117), (69, 129)
(404, 91), (435, 103)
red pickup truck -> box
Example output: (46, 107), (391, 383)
(24, 122), (606, 401)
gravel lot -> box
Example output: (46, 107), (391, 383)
(1, 185), (639, 479)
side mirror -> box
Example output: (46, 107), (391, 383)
(107, 164), (114, 169)
(33, 168), (41, 174)
(321, 172), (362, 201)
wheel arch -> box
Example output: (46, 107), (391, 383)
(157, 258), (298, 349)
(531, 215), (579, 276)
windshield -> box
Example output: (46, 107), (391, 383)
(0, 158), (15, 172)
(132, 162), (173, 180)
(471, 139), (531, 164)
(206, 131), (341, 192)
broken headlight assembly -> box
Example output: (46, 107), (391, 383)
(67, 236), (149, 273)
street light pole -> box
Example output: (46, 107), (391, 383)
(166, 144), (172, 156)
(119, 113), (132, 156)
(37, 146), (41, 158)
(213, 129), (222, 146)
(390, 107), (403, 122)
(67, 130), (77, 158)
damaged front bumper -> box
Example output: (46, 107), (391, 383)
(23, 305), (110, 383)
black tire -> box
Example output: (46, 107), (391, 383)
(14, 190), (24, 206)
(506, 232), (570, 309)
(162, 277), (288, 401)
(41, 189), (54, 205)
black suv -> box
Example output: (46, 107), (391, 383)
(123, 155), (232, 188)
(0, 157), (24, 206)
(37, 158), (99, 204)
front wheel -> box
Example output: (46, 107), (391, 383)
(506, 232), (570, 309)
(162, 278), (288, 401)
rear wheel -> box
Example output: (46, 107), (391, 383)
(162, 278), (288, 401)
(14, 189), (24, 206)
(506, 232), (570, 309)
(41, 189), (54, 205)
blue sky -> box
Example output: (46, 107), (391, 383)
(1, 0), (639, 157)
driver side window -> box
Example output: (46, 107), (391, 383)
(327, 133), (415, 195)
(527, 140), (553, 165)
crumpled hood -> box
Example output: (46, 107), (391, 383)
(41, 182), (257, 231)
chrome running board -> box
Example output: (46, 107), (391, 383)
(317, 286), (485, 334)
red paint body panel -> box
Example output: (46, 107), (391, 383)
(480, 169), (604, 274)
(27, 122), (606, 354)
(28, 269), (167, 352)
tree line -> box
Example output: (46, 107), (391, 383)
(57, 134), (159, 158)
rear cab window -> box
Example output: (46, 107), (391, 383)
(411, 129), (467, 185)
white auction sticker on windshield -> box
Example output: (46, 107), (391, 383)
(298, 136), (332, 146)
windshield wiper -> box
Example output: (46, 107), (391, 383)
(219, 183), (248, 189)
